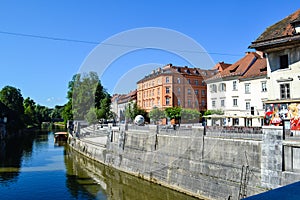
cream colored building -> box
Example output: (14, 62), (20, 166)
(206, 52), (267, 127)
(250, 9), (300, 128)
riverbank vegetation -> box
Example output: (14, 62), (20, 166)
(0, 86), (65, 136)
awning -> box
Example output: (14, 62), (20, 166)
(203, 114), (225, 118)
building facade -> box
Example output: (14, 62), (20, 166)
(206, 52), (268, 127)
(137, 64), (216, 113)
(250, 9), (300, 129)
(110, 91), (137, 123)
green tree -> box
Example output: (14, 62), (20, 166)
(0, 86), (25, 131)
(164, 107), (182, 121)
(181, 108), (201, 123)
(204, 109), (224, 116)
(50, 105), (64, 122)
(64, 72), (111, 122)
(35, 105), (51, 126)
(125, 101), (147, 122)
(0, 86), (24, 115)
(149, 107), (165, 124)
(97, 93), (111, 120)
(62, 101), (73, 123)
(23, 97), (37, 127)
(85, 107), (98, 125)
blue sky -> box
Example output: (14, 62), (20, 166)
(0, 1), (299, 108)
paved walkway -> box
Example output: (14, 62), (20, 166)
(81, 136), (107, 147)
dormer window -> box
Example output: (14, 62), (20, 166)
(292, 21), (300, 34)
(280, 54), (288, 69)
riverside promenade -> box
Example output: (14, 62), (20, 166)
(68, 123), (300, 200)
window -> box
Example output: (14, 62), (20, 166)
(188, 89), (191, 95)
(166, 97), (170, 105)
(233, 99), (238, 107)
(157, 97), (160, 105)
(246, 102), (250, 110)
(166, 77), (170, 83)
(201, 100), (206, 107)
(245, 83), (250, 94)
(262, 81), (267, 92)
(219, 83), (226, 92)
(177, 77), (181, 83)
(178, 99), (181, 106)
(157, 88), (160, 95)
(177, 87), (181, 94)
(212, 100), (216, 107)
(210, 84), (217, 93)
(233, 81), (237, 91)
(280, 55), (288, 69)
(233, 118), (239, 126)
(280, 83), (290, 99)
(166, 87), (170, 94)
(187, 79), (191, 84)
(251, 106), (255, 115)
(195, 89), (199, 95)
(221, 100), (225, 107)
(195, 80), (199, 85)
(188, 99), (192, 107)
(202, 90), (205, 96)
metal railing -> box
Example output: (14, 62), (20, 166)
(205, 126), (263, 140)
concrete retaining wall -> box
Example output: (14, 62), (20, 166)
(69, 126), (268, 200)
(68, 125), (300, 200)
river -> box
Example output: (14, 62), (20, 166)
(0, 129), (199, 200)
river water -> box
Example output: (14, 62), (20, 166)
(0, 129), (199, 200)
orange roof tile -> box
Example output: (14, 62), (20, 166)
(206, 52), (266, 82)
(212, 62), (231, 72)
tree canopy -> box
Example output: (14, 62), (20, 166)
(149, 107), (165, 124)
(63, 72), (111, 123)
(0, 86), (24, 131)
(125, 101), (147, 122)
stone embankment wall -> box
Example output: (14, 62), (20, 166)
(68, 126), (268, 200)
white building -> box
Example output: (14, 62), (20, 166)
(206, 52), (268, 127)
(110, 90), (137, 123)
(250, 9), (300, 129)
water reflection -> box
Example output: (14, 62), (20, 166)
(0, 129), (199, 200)
(0, 132), (35, 183)
(65, 146), (199, 200)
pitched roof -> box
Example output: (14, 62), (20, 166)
(117, 90), (137, 104)
(240, 57), (267, 79)
(137, 64), (218, 83)
(206, 52), (266, 82)
(250, 9), (300, 49)
(212, 62), (231, 72)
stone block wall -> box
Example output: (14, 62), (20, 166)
(104, 127), (264, 199)
(261, 126), (283, 189)
(69, 125), (300, 200)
